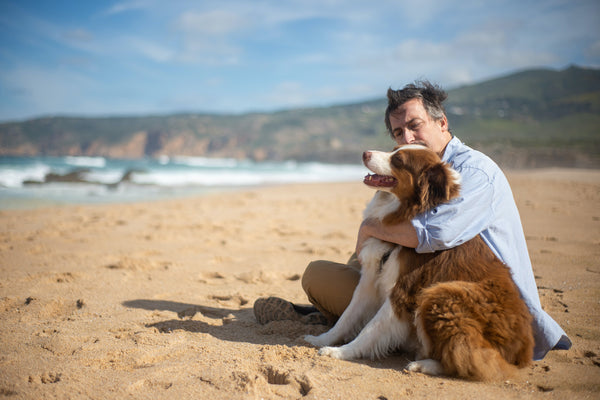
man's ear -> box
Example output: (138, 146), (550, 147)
(438, 115), (449, 133)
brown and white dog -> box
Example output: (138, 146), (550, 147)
(305, 144), (534, 381)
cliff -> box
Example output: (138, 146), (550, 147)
(1, 66), (599, 168)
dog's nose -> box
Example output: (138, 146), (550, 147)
(363, 151), (371, 164)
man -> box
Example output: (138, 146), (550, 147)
(254, 80), (571, 360)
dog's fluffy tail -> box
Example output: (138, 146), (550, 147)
(416, 281), (531, 381)
(436, 330), (517, 381)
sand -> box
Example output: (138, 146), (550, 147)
(0, 168), (599, 399)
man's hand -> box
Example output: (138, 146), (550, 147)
(356, 218), (378, 256)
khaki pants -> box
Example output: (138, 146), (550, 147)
(301, 253), (361, 321)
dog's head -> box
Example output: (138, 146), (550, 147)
(362, 144), (461, 223)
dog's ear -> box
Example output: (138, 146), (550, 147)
(422, 162), (460, 205)
(393, 169), (414, 199)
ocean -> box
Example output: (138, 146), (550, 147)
(0, 155), (368, 209)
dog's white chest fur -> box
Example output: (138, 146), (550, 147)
(304, 190), (410, 358)
(359, 191), (402, 295)
(363, 190), (400, 222)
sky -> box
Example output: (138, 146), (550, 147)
(0, 0), (599, 122)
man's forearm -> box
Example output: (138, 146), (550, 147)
(356, 218), (419, 254)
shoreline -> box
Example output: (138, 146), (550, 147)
(1, 169), (599, 399)
(1, 166), (598, 211)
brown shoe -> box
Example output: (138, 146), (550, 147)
(253, 297), (328, 325)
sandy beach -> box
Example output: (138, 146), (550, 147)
(1, 168), (599, 399)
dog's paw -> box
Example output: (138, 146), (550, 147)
(405, 359), (444, 376)
(318, 346), (345, 359)
(304, 334), (329, 347)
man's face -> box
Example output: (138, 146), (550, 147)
(388, 98), (451, 154)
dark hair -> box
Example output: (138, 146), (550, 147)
(385, 80), (448, 138)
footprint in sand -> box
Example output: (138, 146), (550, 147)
(105, 257), (171, 271)
(198, 271), (228, 284)
(263, 366), (291, 385)
(322, 231), (351, 240)
(24, 297), (83, 320)
(54, 272), (78, 283)
(209, 294), (248, 307)
(28, 372), (61, 384)
(586, 351), (600, 367)
(571, 350), (600, 367)
(1, 297), (21, 312)
(235, 270), (277, 284)
(537, 286), (569, 313)
(0, 388), (17, 396)
(177, 305), (229, 320)
(261, 366), (313, 397)
(127, 379), (173, 392)
(23, 271), (80, 284)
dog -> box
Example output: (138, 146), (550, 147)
(304, 144), (534, 381)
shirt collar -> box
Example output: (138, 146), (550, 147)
(441, 136), (461, 163)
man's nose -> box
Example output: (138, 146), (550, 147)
(394, 131), (414, 145)
(404, 131), (415, 144)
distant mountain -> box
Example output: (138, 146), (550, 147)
(445, 65), (600, 168)
(1, 66), (598, 168)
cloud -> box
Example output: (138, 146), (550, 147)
(102, 0), (157, 16)
(1, 0), (598, 120)
(255, 79), (380, 112)
(126, 37), (175, 63)
(176, 9), (249, 36)
(452, 27), (559, 68)
(343, 9), (565, 89)
(585, 40), (600, 62)
(62, 28), (94, 43)
(170, 10), (248, 65)
(0, 66), (96, 117)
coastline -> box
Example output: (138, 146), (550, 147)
(0, 169), (599, 398)
(0, 154), (368, 211)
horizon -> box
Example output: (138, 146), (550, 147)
(1, 1), (599, 123)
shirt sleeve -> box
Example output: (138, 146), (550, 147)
(412, 165), (496, 253)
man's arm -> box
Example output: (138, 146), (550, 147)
(412, 165), (496, 253)
(356, 165), (497, 255)
(356, 217), (418, 255)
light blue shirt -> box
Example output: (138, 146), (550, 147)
(412, 137), (571, 360)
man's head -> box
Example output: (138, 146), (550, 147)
(385, 81), (452, 154)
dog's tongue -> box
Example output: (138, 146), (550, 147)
(364, 173), (397, 188)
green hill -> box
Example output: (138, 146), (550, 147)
(1, 65), (598, 168)
(445, 66), (600, 167)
